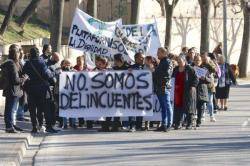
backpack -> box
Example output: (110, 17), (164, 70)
(0, 66), (8, 90)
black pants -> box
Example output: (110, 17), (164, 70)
(27, 89), (52, 129)
(196, 100), (206, 125)
(173, 107), (185, 127)
(128, 116), (143, 129)
(104, 117), (121, 130)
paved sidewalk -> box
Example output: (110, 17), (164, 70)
(0, 116), (44, 166)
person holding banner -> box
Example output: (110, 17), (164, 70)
(128, 52), (145, 132)
(110, 53), (130, 132)
(144, 56), (158, 130)
(93, 56), (112, 132)
(172, 55), (198, 130)
(153, 47), (174, 132)
(193, 55), (212, 127)
(73, 56), (87, 128)
(61, 59), (77, 129)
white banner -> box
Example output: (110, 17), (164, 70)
(59, 70), (153, 118)
(68, 9), (126, 59)
(122, 22), (161, 58)
(68, 9), (157, 62)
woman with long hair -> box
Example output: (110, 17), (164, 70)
(0, 44), (28, 133)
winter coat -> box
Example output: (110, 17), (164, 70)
(0, 59), (24, 97)
(153, 57), (173, 95)
(196, 66), (212, 102)
(172, 65), (199, 114)
(23, 57), (54, 95)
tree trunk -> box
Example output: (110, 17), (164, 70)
(50, 0), (64, 52)
(198, 0), (211, 53)
(238, 1), (250, 78)
(130, 0), (141, 24)
(0, 0), (18, 36)
(164, 0), (179, 49)
(17, 0), (41, 29)
(156, 0), (165, 17)
(164, 5), (173, 49)
(87, 0), (97, 17)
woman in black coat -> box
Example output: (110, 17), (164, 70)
(172, 56), (199, 130)
(216, 55), (236, 111)
(0, 44), (27, 133)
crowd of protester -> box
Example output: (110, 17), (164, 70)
(0, 43), (237, 133)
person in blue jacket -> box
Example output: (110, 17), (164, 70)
(23, 47), (57, 133)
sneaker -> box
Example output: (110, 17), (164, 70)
(174, 125), (182, 130)
(156, 126), (164, 131)
(224, 106), (228, 111)
(201, 117), (205, 122)
(196, 123), (201, 127)
(6, 128), (17, 133)
(128, 128), (136, 132)
(186, 125), (192, 130)
(164, 127), (171, 132)
(46, 128), (58, 133)
(13, 125), (23, 132)
(17, 117), (30, 122)
(210, 117), (216, 122)
(38, 125), (46, 133)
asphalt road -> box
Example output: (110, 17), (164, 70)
(23, 84), (250, 166)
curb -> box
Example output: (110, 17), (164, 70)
(0, 133), (33, 166)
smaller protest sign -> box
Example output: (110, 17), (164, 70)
(194, 66), (208, 78)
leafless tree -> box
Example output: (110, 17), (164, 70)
(164, 0), (179, 49)
(131, 0), (141, 24)
(0, 0), (18, 36)
(50, 0), (64, 52)
(198, 0), (211, 53)
(17, 0), (42, 29)
(227, 18), (243, 59)
(173, 15), (193, 47)
(156, 0), (165, 17)
(238, 0), (250, 77)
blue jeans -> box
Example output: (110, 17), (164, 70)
(157, 90), (173, 127)
(16, 104), (25, 120)
(4, 96), (19, 129)
(207, 92), (214, 117)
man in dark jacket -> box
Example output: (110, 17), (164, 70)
(23, 47), (56, 133)
(153, 47), (173, 132)
(111, 53), (130, 132)
(1, 44), (28, 133)
(129, 52), (145, 132)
